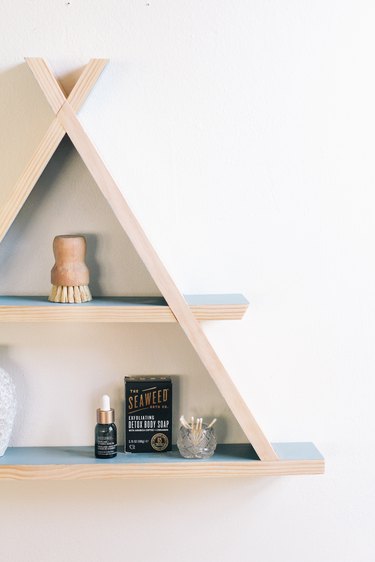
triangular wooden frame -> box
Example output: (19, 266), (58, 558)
(0, 58), (278, 461)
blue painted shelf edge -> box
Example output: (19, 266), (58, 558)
(0, 294), (249, 307)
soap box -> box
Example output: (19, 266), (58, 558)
(124, 376), (172, 453)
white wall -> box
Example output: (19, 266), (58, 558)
(0, 2), (374, 561)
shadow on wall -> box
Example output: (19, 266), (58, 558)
(0, 63), (53, 197)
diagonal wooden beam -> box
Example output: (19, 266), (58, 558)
(0, 59), (108, 245)
(25, 58), (67, 114)
(68, 59), (108, 113)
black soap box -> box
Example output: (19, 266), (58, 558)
(124, 376), (172, 453)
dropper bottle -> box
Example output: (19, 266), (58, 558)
(95, 394), (117, 459)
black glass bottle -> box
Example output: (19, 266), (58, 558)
(95, 394), (117, 459)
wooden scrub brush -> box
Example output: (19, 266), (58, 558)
(48, 235), (92, 303)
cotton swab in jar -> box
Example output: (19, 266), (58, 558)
(179, 415), (217, 433)
(206, 418), (217, 429)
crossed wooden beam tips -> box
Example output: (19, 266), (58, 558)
(25, 57), (108, 116)
(25, 58), (110, 167)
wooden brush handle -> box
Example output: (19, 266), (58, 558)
(51, 235), (90, 286)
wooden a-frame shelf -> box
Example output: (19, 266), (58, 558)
(0, 57), (324, 479)
(0, 294), (248, 322)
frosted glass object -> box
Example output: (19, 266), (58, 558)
(177, 424), (217, 459)
(0, 368), (17, 456)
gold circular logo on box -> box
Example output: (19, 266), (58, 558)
(151, 433), (169, 452)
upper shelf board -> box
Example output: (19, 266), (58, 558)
(0, 294), (249, 322)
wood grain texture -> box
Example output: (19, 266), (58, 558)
(67, 59), (108, 112)
(0, 444), (324, 480)
(25, 58), (66, 114)
(0, 460), (324, 480)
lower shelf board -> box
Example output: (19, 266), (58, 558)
(0, 443), (324, 480)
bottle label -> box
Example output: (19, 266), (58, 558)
(95, 437), (117, 458)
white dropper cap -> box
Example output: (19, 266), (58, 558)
(97, 394), (115, 423)
(100, 394), (111, 411)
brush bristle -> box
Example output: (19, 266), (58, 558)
(48, 285), (92, 303)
